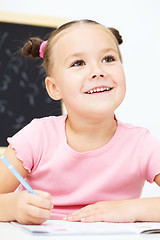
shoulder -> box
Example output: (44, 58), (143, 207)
(30, 114), (66, 127)
(28, 114), (67, 133)
(8, 114), (67, 146)
(117, 120), (149, 139)
(117, 119), (160, 150)
(7, 115), (67, 171)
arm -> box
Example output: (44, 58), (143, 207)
(64, 174), (160, 223)
(0, 145), (53, 224)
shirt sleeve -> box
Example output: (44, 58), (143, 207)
(140, 130), (160, 183)
(7, 119), (43, 173)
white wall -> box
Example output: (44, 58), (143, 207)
(0, 0), (160, 197)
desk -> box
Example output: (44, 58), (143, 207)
(1, 222), (160, 240)
(0, 147), (6, 156)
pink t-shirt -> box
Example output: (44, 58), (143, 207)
(7, 115), (160, 220)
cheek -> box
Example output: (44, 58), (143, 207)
(116, 67), (126, 87)
(120, 74), (126, 99)
(63, 71), (82, 89)
(57, 77), (77, 99)
(121, 72), (126, 91)
(114, 68), (126, 99)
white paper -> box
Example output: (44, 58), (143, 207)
(11, 220), (160, 235)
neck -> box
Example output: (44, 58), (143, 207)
(65, 112), (117, 152)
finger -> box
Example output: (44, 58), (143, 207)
(65, 204), (98, 221)
(22, 215), (49, 225)
(31, 195), (53, 210)
(81, 215), (102, 223)
(65, 209), (86, 222)
(26, 203), (52, 220)
(26, 192), (53, 210)
(67, 204), (94, 217)
(18, 215), (49, 225)
(65, 210), (93, 222)
(35, 190), (52, 200)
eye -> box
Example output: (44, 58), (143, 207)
(71, 60), (85, 67)
(102, 55), (115, 63)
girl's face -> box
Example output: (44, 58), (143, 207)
(47, 24), (126, 119)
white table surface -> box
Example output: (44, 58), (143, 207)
(1, 222), (160, 240)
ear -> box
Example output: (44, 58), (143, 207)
(45, 76), (62, 100)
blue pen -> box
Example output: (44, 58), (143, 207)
(0, 155), (37, 195)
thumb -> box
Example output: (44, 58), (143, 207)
(34, 190), (52, 200)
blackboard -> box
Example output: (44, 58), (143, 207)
(0, 21), (62, 146)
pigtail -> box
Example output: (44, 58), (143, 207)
(22, 38), (43, 58)
(108, 27), (123, 45)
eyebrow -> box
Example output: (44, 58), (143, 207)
(64, 48), (118, 63)
(64, 52), (86, 63)
(101, 48), (118, 54)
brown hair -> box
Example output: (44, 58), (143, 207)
(22, 19), (123, 75)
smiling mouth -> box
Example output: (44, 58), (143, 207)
(85, 87), (113, 94)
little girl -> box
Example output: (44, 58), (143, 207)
(1, 19), (160, 225)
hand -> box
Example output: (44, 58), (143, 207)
(9, 190), (53, 225)
(64, 200), (136, 223)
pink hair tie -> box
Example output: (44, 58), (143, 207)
(39, 40), (48, 58)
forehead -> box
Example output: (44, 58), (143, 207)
(52, 24), (117, 55)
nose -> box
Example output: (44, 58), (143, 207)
(89, 64), (105, 80)
(91, 73), (104, 79)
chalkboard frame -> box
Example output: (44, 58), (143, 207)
(0, 12), (66, 149)
(0, 11), (66, 27)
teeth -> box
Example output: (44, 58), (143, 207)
(87, 87), (112, 94)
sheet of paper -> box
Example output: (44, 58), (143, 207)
(11, 220), (160, 235)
